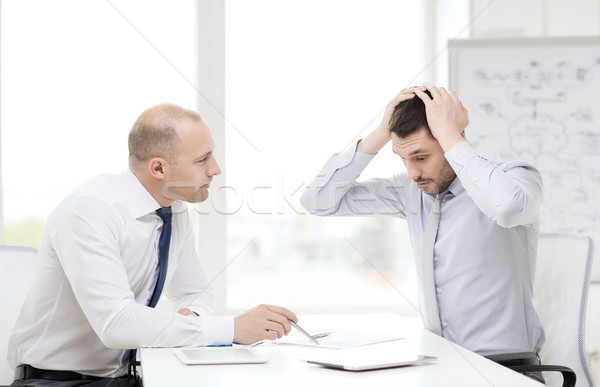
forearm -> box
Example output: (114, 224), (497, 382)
(101, 304), (233, 348)
(302, 87), (425, 215)
(356, 125), (390, 155)
(299, 145), (375, 215)
(300, 146), (408, 217)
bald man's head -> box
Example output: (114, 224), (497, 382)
(128, 103), (203, 171)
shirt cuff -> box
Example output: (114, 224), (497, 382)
(334, 139), (375, 172)
(444, 141), (479, 172)
(314, 141), (375, 186)
(202, 316), (234, 346)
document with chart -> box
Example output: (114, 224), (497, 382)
(278, 329), (404, 349)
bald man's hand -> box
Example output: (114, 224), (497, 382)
(233, 304), (298, 345)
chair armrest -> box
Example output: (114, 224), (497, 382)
(509, 364), (576, 387)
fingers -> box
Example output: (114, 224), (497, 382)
(421, 83), (459, 101)
(400, 85), (427, 96)
(388, 86), (426, 107)
(420, 82), (452, 102)
(416, 83), (469, 149)
(266, 305), (298, 323)
(382, 86), (427, 130)
(264, 321), (286, 339)
(261, 306), (293, 336)
(449, 90), (460, 104)
(418, 83), (464, 109)
(233, 304), (298, 344)
(413, 87), (430, 103)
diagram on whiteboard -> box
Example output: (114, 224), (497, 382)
(452, 42), (600, 236)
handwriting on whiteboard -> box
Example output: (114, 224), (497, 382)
(454, 46), (600, 234)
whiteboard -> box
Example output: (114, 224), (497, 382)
(449, 37), (600, 280)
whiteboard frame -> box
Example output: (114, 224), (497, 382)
(448, 36), (600, 91)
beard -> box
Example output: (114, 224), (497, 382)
(415, 165), (456, 195)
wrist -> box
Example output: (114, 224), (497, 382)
(376, 123), (393, 138)
(357, 125), (391, 154)
(177, 307), (197, 316)
(437, 134), (465, 152)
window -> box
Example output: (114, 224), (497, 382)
(2, 0), (426, 315)
(223, 0), (423, 313)
(1, 0), (197, 246)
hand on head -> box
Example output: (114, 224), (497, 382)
(414, 82), (469, 150)
(233, 304), (298, 345)
(380, 86), (427, 132)
(358, 86), (429, 155)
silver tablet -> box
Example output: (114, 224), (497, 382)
(305, 353), (436, 371)
(174, 347), (268, 365)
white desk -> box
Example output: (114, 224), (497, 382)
(140, 314), (543, 387)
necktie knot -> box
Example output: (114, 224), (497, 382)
(156, 207), (173, 224)
(431, 193), (445, 215)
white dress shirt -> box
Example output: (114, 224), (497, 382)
(300, 141), (545, 356)
(8, 169), (233, 377)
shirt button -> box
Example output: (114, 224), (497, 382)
(436, 288), (442, 294)
(442, 322), (448, 328)
(433, 256), (439, 262)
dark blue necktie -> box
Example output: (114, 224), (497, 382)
(148, 207), (172, 307)
(129, 206), (173, 379)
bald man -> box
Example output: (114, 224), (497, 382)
(8, 104), (296, 387)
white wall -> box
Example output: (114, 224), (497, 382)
(421, 0), (471, 86)
(469, 0), (600, 384)
(471, 0), (600, 37)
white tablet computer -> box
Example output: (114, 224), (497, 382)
(174, 347), (268, 365)
(305, 353), (436, 371)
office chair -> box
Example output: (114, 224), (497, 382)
(0, 245), (37, 386)
(509, 233), (596, 387)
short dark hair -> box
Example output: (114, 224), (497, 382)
(389, 90), (432, 138)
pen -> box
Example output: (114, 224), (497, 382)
(289, 320), (320, 345)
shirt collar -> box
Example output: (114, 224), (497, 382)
(121, 168), (163, 219)
(445, 177), (464, 197)
(421, 177), (464, 203)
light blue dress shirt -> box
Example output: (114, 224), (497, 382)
(300, 141), (545, 356)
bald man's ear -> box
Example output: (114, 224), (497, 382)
(149, 157), (167, 179)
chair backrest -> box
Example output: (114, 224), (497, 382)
(534, 233), (596, 387)
(0, 245), (37, 384)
